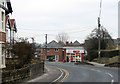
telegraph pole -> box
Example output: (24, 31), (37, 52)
(98, 0), (102, 60)
(98, 17), (101, 58)
(45, 34), (47, 61)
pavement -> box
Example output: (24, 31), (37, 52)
(22, 65), (63, 83)
(88, 62), (105, 67)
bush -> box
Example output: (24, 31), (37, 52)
(100, 50), (119, 58)
(86, 50), (119, 61)
(86, 50), (98, 61)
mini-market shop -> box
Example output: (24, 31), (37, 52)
(64, 47), (86, 62)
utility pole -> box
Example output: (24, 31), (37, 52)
(98, 0), (102, 60)
(98, 17), (101, 58)
(45, 34), (47, 61)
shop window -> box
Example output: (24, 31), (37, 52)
(55, 48), (59, 52)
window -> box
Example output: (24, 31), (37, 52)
(47, 55), (55, 60)
(2, 48), (4, 55)
(55, 48), (59, 52)
(1, 48), (4, 64)
(1, 12), (4, 31)
(2, 56), (3, 64)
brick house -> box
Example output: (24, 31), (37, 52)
(41, 40), (86, 62)
(42, 40), (66, 62)
(0, 0), (13, 68)
(10, 19), (17, 44)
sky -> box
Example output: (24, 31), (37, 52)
(10, 0), (119, 44)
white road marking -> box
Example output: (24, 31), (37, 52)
(106, 73), (113, 78)
(96, 70), (101, 72)
(91, 69), (95, 71)
(90, 69), (101, 72)
(52, 68), (63, 82)
(111, 79), (114, 84)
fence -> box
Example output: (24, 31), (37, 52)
(2, 62), (44, 83)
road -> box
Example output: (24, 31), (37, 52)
(46, 62), (119, 84)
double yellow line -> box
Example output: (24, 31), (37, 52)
(59, 68), (69, 82)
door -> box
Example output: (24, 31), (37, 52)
(55, 55), (59, 62)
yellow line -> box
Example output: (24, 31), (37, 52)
(60, 69), (69, 82)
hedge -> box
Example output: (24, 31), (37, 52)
(86, 50), (120, 61)
(100, 50), (119, 58)
(86, 50), (98, 61)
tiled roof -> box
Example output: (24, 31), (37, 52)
(64, 40), (84, 47)
(72, 40), (81, 46)
(47, 40), (63, 48)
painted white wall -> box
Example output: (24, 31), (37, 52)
(64, 47), (85, 53)
(0, 7), (6, 68)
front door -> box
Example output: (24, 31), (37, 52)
(55, 55), (59, 62)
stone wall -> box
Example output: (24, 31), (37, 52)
(2, 62), (44, 83)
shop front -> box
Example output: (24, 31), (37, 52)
(65, 48), (86, 62)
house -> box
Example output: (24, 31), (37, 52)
(41, 40), (86, 62)
(42, 40), (66, 62)
(10, 19), (17, 44)
(63, 41), (86, 62)
(5, 15), (11, 58)
(0, 0), (13, 68)
(34, 45), (42, 58)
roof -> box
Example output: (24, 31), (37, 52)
(58, 41), (65, 47)
(0, 1), (13, 15)
(5, 15), (11, 29)
(72, 40), (81, 46)
(46, 40), (63, 48)
(64, 40), (84, 47)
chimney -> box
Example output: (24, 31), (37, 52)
(66, 41), (69, 46)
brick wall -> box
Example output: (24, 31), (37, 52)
(0, 32), (6, 42)
(42, 48), (65, 62)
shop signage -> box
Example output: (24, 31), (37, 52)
(66, 50), (84, 53)
(73, 51), (80, 53)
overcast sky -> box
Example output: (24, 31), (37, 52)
(10, 0), (118, 44)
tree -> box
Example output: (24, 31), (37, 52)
(85, 26), (115, 50)
(85, 26), (115, 61)
(11, 40), (36, 66)
(56, 32), (69, 43)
